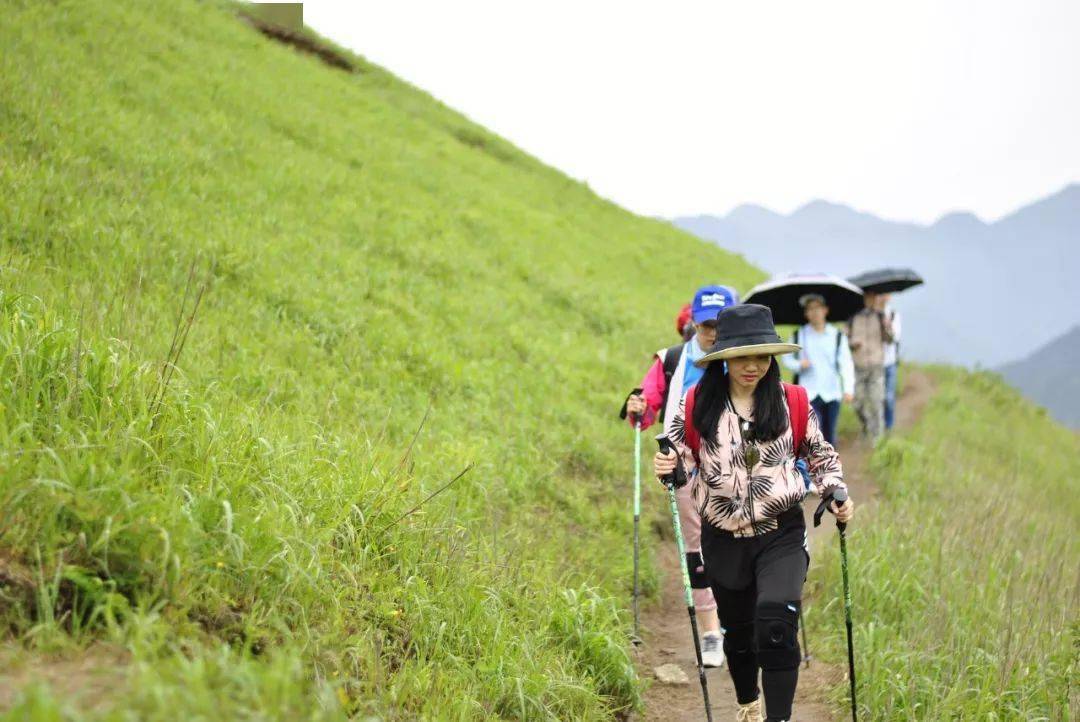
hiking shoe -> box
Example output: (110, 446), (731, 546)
(701, 631), (724, 668)
(735, 698), (763, 722)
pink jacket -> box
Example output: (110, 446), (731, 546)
(629, 356), (668, 429)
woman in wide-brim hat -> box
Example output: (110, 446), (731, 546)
(655, 303), (855, 722)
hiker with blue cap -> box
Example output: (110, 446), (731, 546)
(619, 284), (738, 668)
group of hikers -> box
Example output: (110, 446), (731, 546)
(619, 283), (902, 722)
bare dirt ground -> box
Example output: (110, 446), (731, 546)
(632, 370), (935, 721)
(0, 642), (128, 713)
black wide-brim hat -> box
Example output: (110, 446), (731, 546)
(695, 303), (800, 367)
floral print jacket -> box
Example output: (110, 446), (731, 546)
(669, 390), (846, 537)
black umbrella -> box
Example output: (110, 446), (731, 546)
(743, 273), (865, 325)
(848, 267), (924, 295)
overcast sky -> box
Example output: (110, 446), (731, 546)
(304, 1), (1080, 224)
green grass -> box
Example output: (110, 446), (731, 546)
(806, 367), (1079, 720)
(5, 3), (1072, 720)
(0, 0), (762, 718)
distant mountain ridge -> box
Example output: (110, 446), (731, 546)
(999, 325), (1080, 428)
(674, 184), (1080, 368)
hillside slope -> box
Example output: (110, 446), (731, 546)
(0, 1), (761, 719)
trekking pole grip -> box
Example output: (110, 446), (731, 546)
(620, 387), (643, 421)
(833, 488), (849, 531)
(814, 487), (849, 528)
(655, 434), (681, 488)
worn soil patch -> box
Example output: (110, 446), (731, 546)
(0, 643), (129, 713)
(238, 12), (357, 72)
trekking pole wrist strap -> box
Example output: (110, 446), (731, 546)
(813, 487), (848, 527)
(619, 387), (644, 420)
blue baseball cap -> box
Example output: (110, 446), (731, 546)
(691, 285), (738, 324)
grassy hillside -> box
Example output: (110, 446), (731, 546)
(0, 1), (762, 719)
(807, 368), (1079, 720)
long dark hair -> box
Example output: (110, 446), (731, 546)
(692, 358), (788, 443)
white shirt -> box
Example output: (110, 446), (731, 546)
(882, 307), (902, 367)
(782, 323), (856, 403)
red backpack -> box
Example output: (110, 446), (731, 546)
(682, 382), (809, 462)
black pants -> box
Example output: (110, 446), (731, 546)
(811, 395), (841, 447)
(701, 508), (808, 721)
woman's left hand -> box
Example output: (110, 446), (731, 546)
(830, 497), (855, 523)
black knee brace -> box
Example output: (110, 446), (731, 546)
(722, 620), (754, 658)
(686, 552), (708, 589)
(755, 600), (801, 670)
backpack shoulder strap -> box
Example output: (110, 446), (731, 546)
(658, 343), (686, 423)
(890, 310), (901, 359)
(783, 382), (809, 459)
(833, 326), (844, 370)
(662, 343), (684, 383)
(683, 384), (700, 462)
(791, 327), (803, 385)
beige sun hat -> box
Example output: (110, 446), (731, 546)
(695, 304), (800, 367)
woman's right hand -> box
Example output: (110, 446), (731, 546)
(654, 449), (677, 479)
(626, 394), (647, 417)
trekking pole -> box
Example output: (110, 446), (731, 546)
(837, 500), (858, 722)
(799, 608), (811, 667)
(656, 433), (713, 722)
(795, 460), (812, 666)
(815, 488), (857, 722)
(632, 414), (642, 643)
(620, 389), (644, 643)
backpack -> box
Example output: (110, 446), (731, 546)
(791, 326), (844, 386)
(658, 343), (686, 423)
(682, 382), (810, 464)
(675, 303), (694, 340)
(846, 310), (892, 348)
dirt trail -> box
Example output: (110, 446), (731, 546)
(0, 643), (127, 713)
(632, 371), (935, 721)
